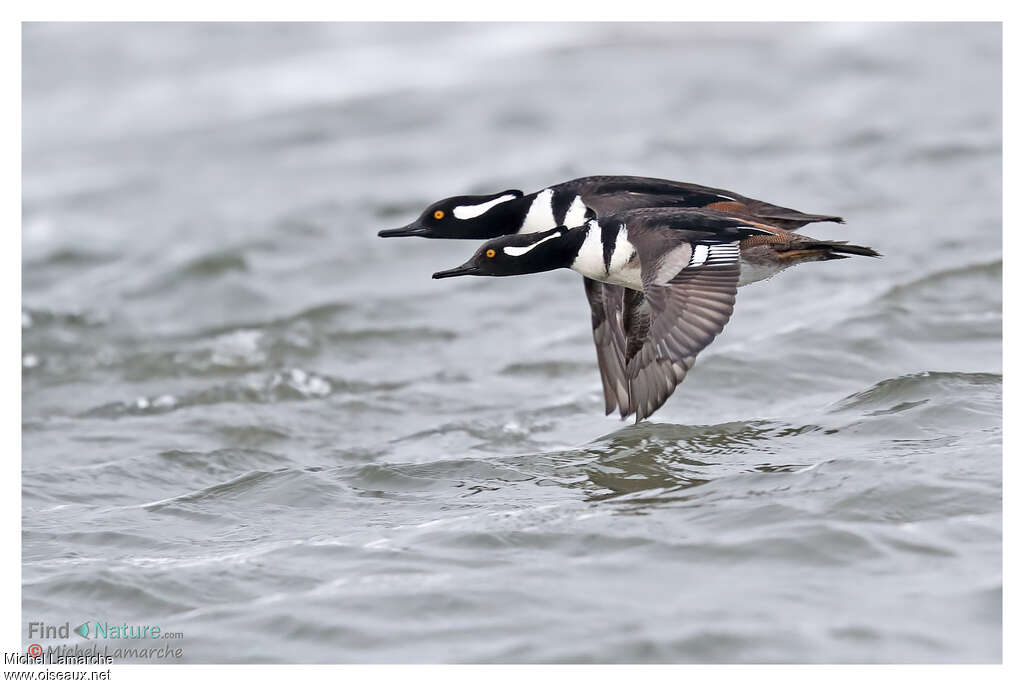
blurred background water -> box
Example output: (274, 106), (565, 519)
(22, 22), (1001, 663)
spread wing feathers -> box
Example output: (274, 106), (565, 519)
(583, 277), (630, 415)
(624, 236), (742, 422)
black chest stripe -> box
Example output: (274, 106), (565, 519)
(600, 221), (619, 273)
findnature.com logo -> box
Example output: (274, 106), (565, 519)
(28, 621), (184, 641)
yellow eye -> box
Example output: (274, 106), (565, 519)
(486, 249), (496, 258)
(433, 210), (445, 220)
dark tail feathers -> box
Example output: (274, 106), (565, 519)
(802, 240), (881, 259)
(747, 201), (846, 231)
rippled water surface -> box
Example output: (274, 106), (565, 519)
(22, 22), (1001, 662)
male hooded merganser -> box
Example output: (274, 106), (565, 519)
(431, 207), (879, 422)
(377, 175), (843, 240)
(379, 176), (872, 417)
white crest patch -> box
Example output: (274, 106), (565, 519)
(503, 231), (562, 257)
(452, 194), (517, 220)
(518, 188), (555, 233)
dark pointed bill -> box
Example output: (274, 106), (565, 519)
(432, 263), (481, 279)
(378, 224), (429, 238)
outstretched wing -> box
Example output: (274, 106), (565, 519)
(583, 279), (651, 417)
(577, 209), (777, 422)
(583, 278), (629, 416)
(624, 238), (742, 422)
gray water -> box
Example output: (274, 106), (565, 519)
(22, 22), (1001, 663)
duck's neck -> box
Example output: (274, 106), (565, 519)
(509, 226), (589, 275)
(467, 191), (545, 238)
(517, 187), (595, 234)
(479, 187), (593, 239)
(515, 188), (559, 234)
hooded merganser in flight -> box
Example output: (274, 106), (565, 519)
(379, 176), (876, 418)
(377, 175), (844, 240)
(431, 207), (879, 422)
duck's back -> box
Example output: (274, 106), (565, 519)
(560, 175), (843, 230)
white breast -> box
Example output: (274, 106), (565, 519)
(563, 195), (589, 227)
(570, 221), (605, 277)
(607, 225), (634, 273)
(606, 258), (643, 291)
(570, 222), (643, 290)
